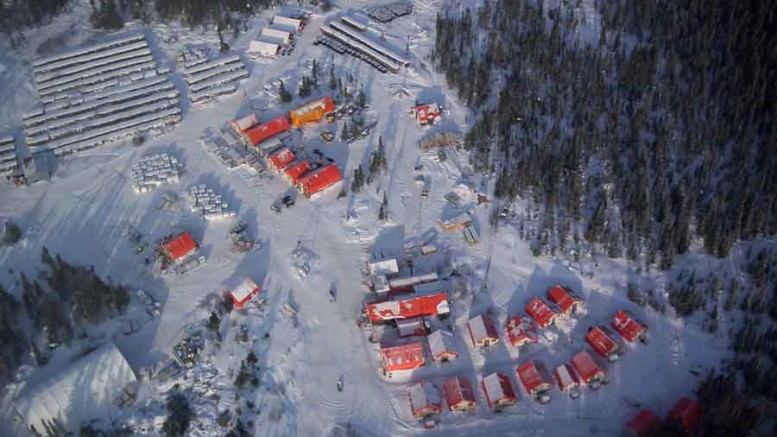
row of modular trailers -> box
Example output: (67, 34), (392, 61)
(317, 18), (410, 73)
(229, 96), (344, 198)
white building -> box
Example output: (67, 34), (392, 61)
(368, 258), (399, 277)
(248, 40), (280, 58)
(14, 343), (137, 434)
(273, 15), (303, 31)
(261, 27), (291, 45)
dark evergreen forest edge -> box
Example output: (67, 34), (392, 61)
(433, 0), (775, 433)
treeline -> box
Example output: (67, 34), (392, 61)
(433, 0), (777, 269)
(0, 247), (130, 383)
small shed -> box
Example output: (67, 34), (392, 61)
(162, 233), (197, 262)
(373, 275), (390, 294)
(505, 316), (539, 348)
(443, 376), (476, 412)
(623, 409), (663, 437)
(547, 285), (584, 315)
(368, 258), (400, 277)
(553, 364), (580, 398)
(411, 103), (443, 126)
(408, 382), (441, 419)
(229, 277), (261, 309)
(571, 350), (608, 388)
(516, 361), (553, 403)
(467, 315), (499, 348)
(585, 326), (621, 361)
(668, 398), (703, 433)
(380, 343), (425, 376)
(611, 310), (648, 343)
(396, 317), (428, 338)
(428, 330), (458, 362)
(481, 372), (518, 410)
(525, 297), (558, 329)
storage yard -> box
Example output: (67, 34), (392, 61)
(0, 2), (733, 437)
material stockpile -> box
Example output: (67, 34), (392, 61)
(188, 184), (235, 220)
(131, 153), (182, 193)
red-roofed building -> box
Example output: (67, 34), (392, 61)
(443, 376), (476, 412)
(243, 115), (291, 146)
(365, 293), (450, 324)
(525, 297), (559, 328)
(517, 361), (553, 403)
(467, 315), (500, 348)
(668, 398), (703, 433)
(547, 285), (584, 316)
(428, 330), (458, 362)
(229, 277), (261, 309)
(230, 113), (259, 134)
(297, 164), (343, 198)
(282, 160), (311, 184)
(571, 350), (608, 388)
(505, 316), (539, 348)
(553, 364), (580, 398)
(611, 310), (648, 343)
(623, 410), (663, 437)
(267, 147), (296, 171)
(409, 382), (441, 419)
(585, 326), (621, 361)
(380, 343), (425, 376)
(411, 103), (442, 126)
(162, 232), (197, 262)
(481, 372), (518, 410)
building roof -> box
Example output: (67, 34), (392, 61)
(505, 316), (539, 347)
(283, 160), (311, 184)
(409, 382), (441, 417)
(290, 96), (336, 119)
(261, 27), (291, 42)
(517, 360), (551, 394)
(396, 317), (426, 337)
(443, 376), (475, 408)
(230, 277), (260, 303)
(298, 164), (343, 196)
(482, 373), (516, 408)
(525, 297), (557, 328)
(162, 232), (197, 260)
(368, 258), (399, 276)
(467, 315), (499, 345)
(267, 146), (296, 170)
(571, 350), (604, 383)
(230, 113), (258, 134)
(365, 293), (449, 323)
(243, 115), (291, 146)
(248, 40), (280, 56)
(428, 329), (457, 360)
(380, 342), (425, 372)
(387, 272), (438, 291)
(624, 409), (663, 437)
(585, 326), (620, 358)
(14, 343), (137, 433)
(547, 285), (582, 314)
(611, 310), (647, 342)
(668, 398), (703, 431)
(553, 363), (579, 390)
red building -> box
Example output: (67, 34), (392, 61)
(380, 343), (425, 376)
(668, 398), (703, 433)
(553, 364), (580, 398)
(409, 382), (441, 419)
(547, 285), (584, 315)
(467, 314), (500, 348)
(443, 376), (477, 412)
(571, 350), (608, 388)
(297, 164), (343, 198)
(517, 361), (553, 403)
(505, 316), (539, 348)
(162, 232), (197, 262)
(525, 297), (558, 328)
(229, 277), (261, 309)
(623, 410), (663, 437)
(411, 103), (442, 126)
(481, 372), (518, 410)
(243, 115), (291, 146)
(365, 292), (450, 324)
(611, 310), (648, 343)
(585, 326), (621, 361)
(428, 330), (458, 362)
(267, 147), (296, 171)
(282, 160), (311, 184)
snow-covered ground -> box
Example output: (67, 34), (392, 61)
(0, 1), (730, 436)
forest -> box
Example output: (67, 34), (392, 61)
(434, 0), (776, 269)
